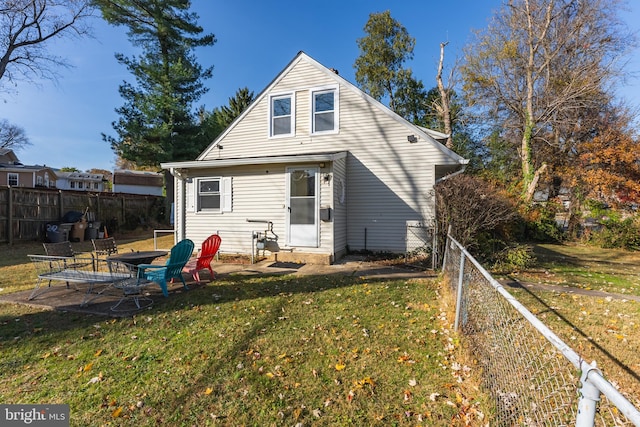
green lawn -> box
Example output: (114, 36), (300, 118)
(0, 236), (489, 426)
(512, 243), (640, 296)
(505, 242), (640, 407)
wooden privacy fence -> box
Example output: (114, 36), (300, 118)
(0, 186), (168, 244)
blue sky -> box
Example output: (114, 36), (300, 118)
(2, 0), (640, 172)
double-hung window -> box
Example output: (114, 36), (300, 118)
(195, 177), (232, 213)
(270, 94), (294, 137)
(8, 173), (18, 186)
(312, 88), (337, 134)
(198, 179), (221, 211)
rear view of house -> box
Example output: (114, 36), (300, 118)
(162, 52), (467, 264)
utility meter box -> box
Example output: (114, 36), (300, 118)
(320, 207), (331, 222)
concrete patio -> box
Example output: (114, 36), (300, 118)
(0, 256), (434, 317)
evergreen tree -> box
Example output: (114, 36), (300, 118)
(216, 87), (255, 129)
(95, 0), (215, 167)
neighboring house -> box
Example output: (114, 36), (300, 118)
(0, 149), (56, 188)
(55, 171), (107, 192)
(162, 52), (467, 264)
(112, 169), (164, 196)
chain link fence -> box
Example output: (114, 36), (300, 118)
(442, 233), (640, 426)
(405, 221), (435, 269)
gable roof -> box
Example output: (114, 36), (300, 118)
(0, 148), (55, 174)
(195, 51), (466, 165)
(0, 148), (20, 164)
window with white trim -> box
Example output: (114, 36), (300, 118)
(196, 177), (232, 213)
(8, 173), (18, 186)
(312, 89), (337, 133)
(270, 94), (294, 137)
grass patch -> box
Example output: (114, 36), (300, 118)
(0, 235), (489, 426)
(0, 233), (175, 294)
(508, 286), (640, 407)
(512, 243), (640, 296)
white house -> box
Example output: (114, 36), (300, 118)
(55, 171), (106, 192)
(162, 52), (467, 264)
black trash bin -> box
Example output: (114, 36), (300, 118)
(46, 223), (68, 243)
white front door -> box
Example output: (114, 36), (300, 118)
(287, 167), (318, 247)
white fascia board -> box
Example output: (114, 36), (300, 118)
(163, 151), (347, 174)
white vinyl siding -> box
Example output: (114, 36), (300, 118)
(177, 54), (463, 256)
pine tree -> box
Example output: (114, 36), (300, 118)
(96, 0), (215, 167)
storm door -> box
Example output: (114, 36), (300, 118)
(286, 167), (318, 247)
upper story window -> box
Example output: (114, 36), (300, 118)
(8, 173), (18, 186)
(270, 93), (294, 137)
(70, 181), (76, 189)
(36, 176), (44, 186)
(312, 88), (338, 134)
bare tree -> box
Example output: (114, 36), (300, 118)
(462, 0), (635, 203)
(0, 0), (94, 90)
(0, 119), (30, 150)
(435, 42), (453, 149)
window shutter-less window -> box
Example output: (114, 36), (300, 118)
(222, 177), (232, 212)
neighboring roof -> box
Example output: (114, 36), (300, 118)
(0, 148), (19, 163)
(113, 169), (163, 186)
(0, 151), (54, 173)
(163, 151), (348, 172)
(193, 51), (466, 166)
(55, 171), (105, 182)
(0, 164), (52, 172)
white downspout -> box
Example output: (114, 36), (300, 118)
(169, 168), (187, 242)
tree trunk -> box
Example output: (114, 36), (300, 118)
(524, 162), (547, 203)
(436, 42), (453, 148)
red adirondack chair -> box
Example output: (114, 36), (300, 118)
(183, 234), (222, 283)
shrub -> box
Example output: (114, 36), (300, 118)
(522, 203), (565, 243)
(587, 216), (640, 251)
(434, 174), (520, 261)
(491, 244), (535, 274)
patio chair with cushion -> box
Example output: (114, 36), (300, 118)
(136, 239), (194, 297)
(182, 234), (222, 283)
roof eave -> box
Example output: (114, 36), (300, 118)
(162, 151), (348, 174)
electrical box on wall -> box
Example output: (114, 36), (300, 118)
(320, 207), (331, 222)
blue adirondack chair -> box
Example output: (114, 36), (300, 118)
(137, 239), (195, 297)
